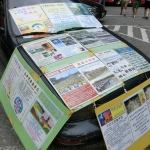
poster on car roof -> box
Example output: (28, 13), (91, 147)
(22, 38), (66, 67)
(95, 80), (150, 150)
(69, 30), (104, 48)
(115, 46), (150, 73)
(0, 50), (71, 150)
(95, 50), (138, 80)
(66, 3), (102, 28)
(45, 64), (98, 110)
(9, 5), (55, 34)
(73, 56), (122, 95)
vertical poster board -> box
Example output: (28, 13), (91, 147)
(95, 78), (150, 150)
(0, 49), (71, 150)
(9, 5), (55, 34)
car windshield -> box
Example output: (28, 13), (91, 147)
(7, 0), (84, 36)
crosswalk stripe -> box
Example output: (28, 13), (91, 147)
(104, 25), (150, 43)
(113, 25), (120, 32)
(127, 26), (133, 37)
(140, 28), (149, 42)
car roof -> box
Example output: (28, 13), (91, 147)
(8, 0), (72, 8)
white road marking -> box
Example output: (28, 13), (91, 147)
(127, 26), (133, 37)
(140, 28), (149, 42)
(113, 25), (120, 32)
(104, 25), (150, 43)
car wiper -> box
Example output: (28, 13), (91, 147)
(14, 31), (64, 38)
(60, 27), (95, 32)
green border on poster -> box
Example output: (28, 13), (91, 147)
(0, 48), (71, 150)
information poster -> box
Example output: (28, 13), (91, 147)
(9, 5), (55, 34)
(0, 50), (71, 150)
(1, 54), (24, 100)
(45, 64), (98, 110)
(73, 56), (122, 95)
(87, 28), (120, 44)
(22, 91), (63, 149)
(69, 30), (104, 48)
(66, 3), (102, 28)
(22, 38), (66, 67)
(95, 80), (150, 150)
(40, 3), (81, 32)
(95, 50), (138, 80)
(144, 85), (150, 111)
(10, 70), (41, 122)
(115, 47), (150, 72)
(47, 34), (87, 57)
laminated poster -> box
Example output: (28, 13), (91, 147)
(115, 46), (150, 72)
(9, 5), (55, 34)
(73, 56), (122, 95)
(66, 3), (102, 28)
(40, 3), (81, 32)
(69, 30), (104, 48)
(95, 50), (138, 80)
(1, 54), (25, 100)
(22, 38), (66, 67)
(10, 70), (41, 122)
(22, 90), (63, 149)
(143, 84), (150, 111)
(45, 64), (98, 110)
(0, 51), (70, 150)
(87, 28), (120, 44)
(95, 87), (150, 150)
(47, 34), (87, 57)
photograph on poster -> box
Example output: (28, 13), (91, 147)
(31, 100), (56, 134)
(124, 94), (142, 114)
(49, 34), (87, 57)
(115, 47), (150, 72)
(49, 67), (87, 94)
(14, 96), (23, 114)
(74, 56), (121, 94)
(92, 74), (119, 93)
(22, 39), (66, 66)
(98, 109), (113, 126)
(45, 65), (98, 109)
(87, 28), (120, 44)
(96, 50), (137, 79)
(69, 30), (103, 48)
(144, 85), (150, 107)
(67, 3), (92, 15)
(50, 36), (77, 47)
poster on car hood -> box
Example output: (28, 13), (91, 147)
(95, 79), (150, 150)
(0, 49), (71, 150)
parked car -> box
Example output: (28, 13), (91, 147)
(0, 0), (150, 149)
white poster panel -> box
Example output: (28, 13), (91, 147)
(1, 54), (24, 100)
(97, 103), (134, 150)
(124, 90), (150, 141)
(10, 70), (41, 122)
